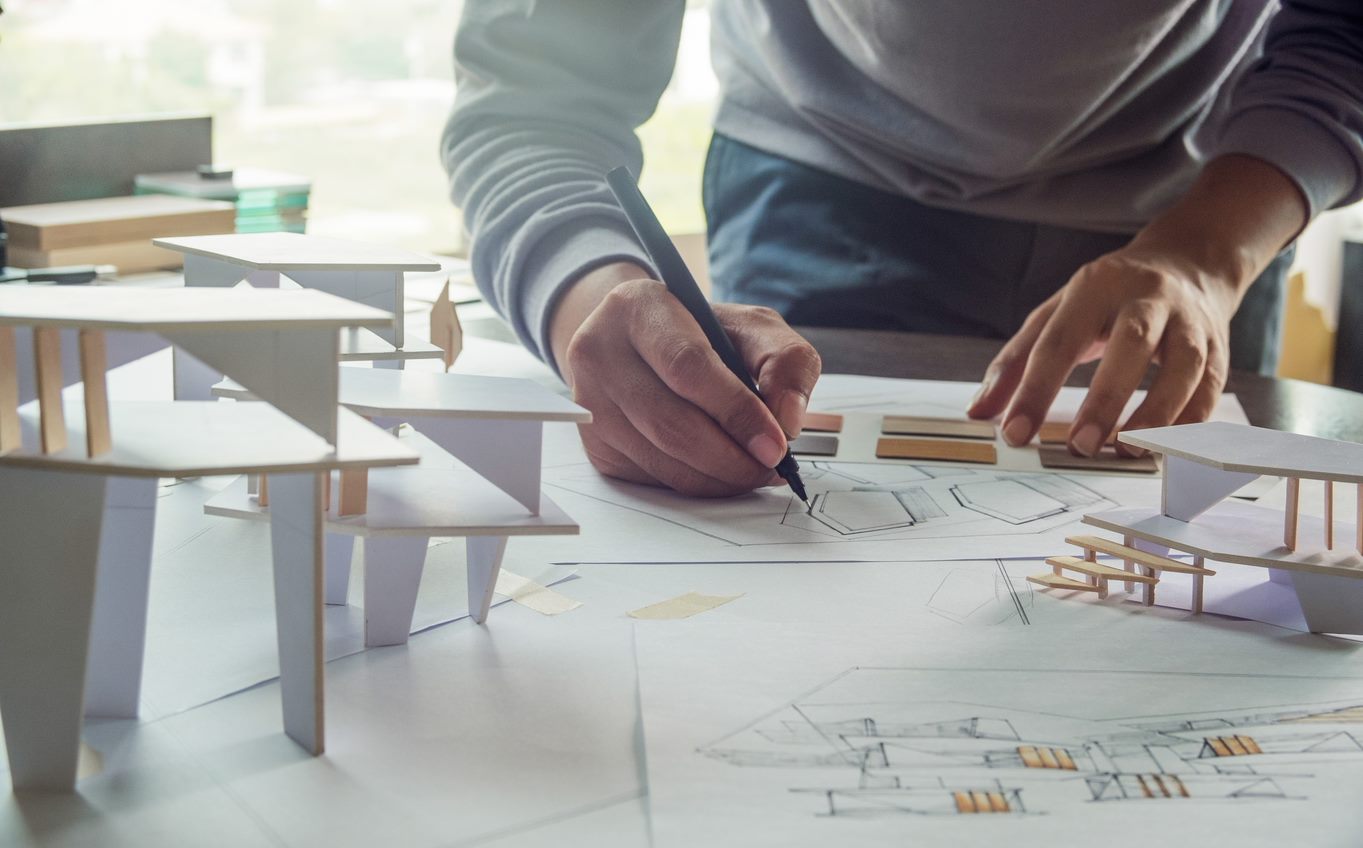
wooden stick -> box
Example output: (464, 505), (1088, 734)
(32, 327), (67, 454)
(1324, 480), (1334, 549)
(78, 330), (112, 457)
(1357, 483), (1363, 555)
(257, 474), (270, 507)
(0, 326), (19, 454)
(1191, 556), (1206, 614)
(1284, 477), (1300, 550)
(337, 468), (368, 516)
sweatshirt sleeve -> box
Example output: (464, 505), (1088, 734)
(1216, 0), (1363, 218)
(441, 0), (682, 371)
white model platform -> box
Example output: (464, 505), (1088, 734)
(206, 463), (577, 538)
(7, 401), (416, 476)
(214, 367), (590, 422)
(0, 285), (392, 332)
(1083, 422), (1363, 634)
(339, 328), (444, 363)
(153, 233), (442, 272)
(1122, 422), (1363, 483)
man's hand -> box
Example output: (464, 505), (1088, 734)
(968, 155), (1308, 455)
(552, 263), (821, 496)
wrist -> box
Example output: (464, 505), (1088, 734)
(548, 260), (653, 384)
(1127, 155), (1307, 300)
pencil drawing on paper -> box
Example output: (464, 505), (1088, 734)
(698, 667), (1363, 819)
(548, 460), (1129, 549)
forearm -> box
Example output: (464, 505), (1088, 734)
(1128, 154), (1307, 305)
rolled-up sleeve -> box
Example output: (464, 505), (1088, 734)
(442, 0), (683, 369)
(1216, 0), (1363, 218)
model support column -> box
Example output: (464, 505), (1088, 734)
(1285, 477), (1300, 550)
(268, 472), (327, 755)
(1324, 480), (1335, 549)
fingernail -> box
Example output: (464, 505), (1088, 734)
(1071, 422), (1104, 457)
(747, 434), (785, 468)
(778, 391), (808, 437)
(1002, 415), (1032, 447)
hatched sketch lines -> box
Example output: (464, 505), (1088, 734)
(698, 667), (1363, 819)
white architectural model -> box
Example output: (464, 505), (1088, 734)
(154, 232), (448, 399)
(206, 366), (591, 643)
(0, 286), (419, 792)
(1063, 422), (1363, 634)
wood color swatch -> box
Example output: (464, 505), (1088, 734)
(78, 330), (112, 458)
(800, 412), (844, 433)
(1037, 421), (1117, 446)
(789, 434), (839, 457)
(875, 437), (997, 464)
(882, 415), (995, 440)
(1037, 445), (1157, 473)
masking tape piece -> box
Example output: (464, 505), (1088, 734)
(494, 570), (582, 616)
(628, 592), (744, 621)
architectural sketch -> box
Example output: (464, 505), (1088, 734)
(697, 667), (1363, 821)
(548, 460), (1130, 553)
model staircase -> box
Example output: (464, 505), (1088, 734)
(1027, 534), (1215, 612)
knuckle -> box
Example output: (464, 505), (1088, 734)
(1167, 333), (1207, 369)
(660, 341), (713, 392)
(1119, 310), (1160, 346)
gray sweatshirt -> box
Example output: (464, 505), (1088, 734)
(442, 0), (1363, 367)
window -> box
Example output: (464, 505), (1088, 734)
(0, 0), (718, 252)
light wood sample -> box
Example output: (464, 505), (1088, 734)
(875, 436), (997, 464)
(882, 415), (995, 440)
(1037, 445), (1157, 473)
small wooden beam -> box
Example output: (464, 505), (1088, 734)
(430, 280), (463, 372)
(337, 468), (368, 516)
(33, 326), (67, 454)
(78, 330), (112, 457)
(1284, 478), (1300, 550)
(0, 326), (19, 454)
(875, 436), (996, 464)
(1357, 483), (1363, 555)
(257, 474), (270, 507)
(1324, 480), (1334, 549)
(1191, 556), (1206, 614)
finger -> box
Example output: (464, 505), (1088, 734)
(1113, 321), (1208, 457)
(1000, 298), (1105, 447)
(602, 348), (774, 490)
(629, 292), (789, 469)
(1069, 304), (1170, 456)
(719, 305), (822, 438)
(968, 295), (1059, 420)
(1173, 338), (1229, 426)
(591, 402), (760, 497)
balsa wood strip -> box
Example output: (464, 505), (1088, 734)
(0, 326), (19, 454)
(882, 415), (994, 440)
(801, 412), (844, 433)
(1285, 477), (1300, 550)
(875, 436), (997, 465)
(338, 468), (368, 516)
(32, 327), (66, 454)
(78, 330), (112, 457)
(1325, 480), (1335, 549)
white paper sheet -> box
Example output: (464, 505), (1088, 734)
(636, 618), (1363, 847)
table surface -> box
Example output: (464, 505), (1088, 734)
(800, 327), (1363, 443)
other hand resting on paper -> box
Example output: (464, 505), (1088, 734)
(967, 155), (1308, 457)
(549, 262), (821, 497)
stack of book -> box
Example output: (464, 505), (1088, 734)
(1, 195), (236, 273)
(135, 168), (311, 234)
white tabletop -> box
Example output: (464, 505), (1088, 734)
(0, 286), (394, 331)
(154, 232), (442, 272)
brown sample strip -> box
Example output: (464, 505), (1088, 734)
(875, 436), (997, 464)
(1037, 445), (1157, 473)
(882, 415), (995, 440)
(801, 411), (844, 433)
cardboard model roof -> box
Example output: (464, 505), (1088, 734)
(215, 368), (591, 423)
(1, 402), (417, 477)
(153, 233), (442, 272)
(0, 285), (393, 331)
(1120, 422), (1363, 483)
